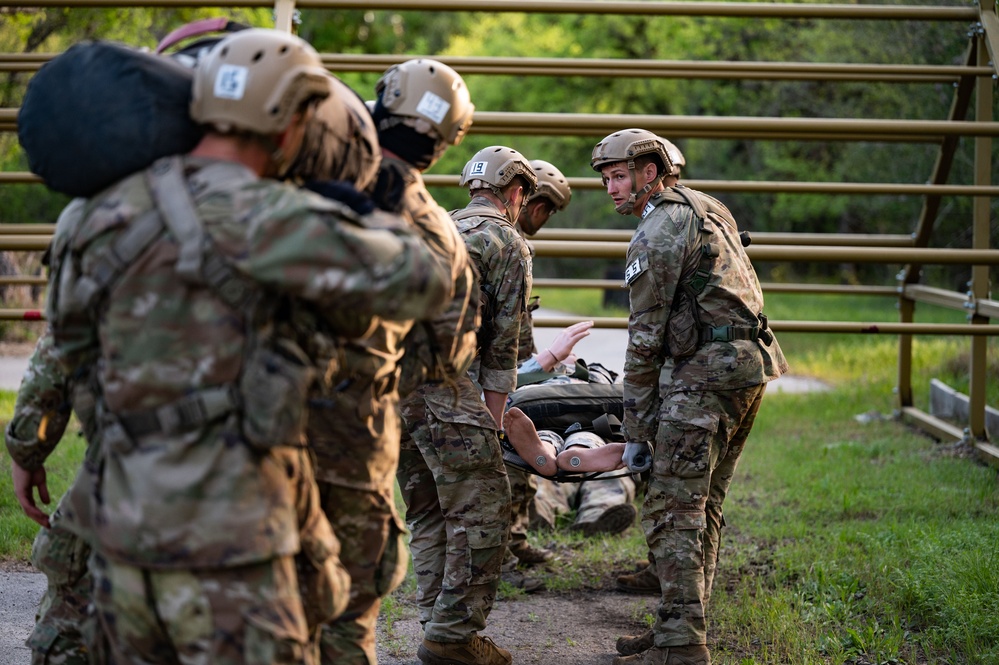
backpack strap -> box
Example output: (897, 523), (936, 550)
(145, 156), (258, 312)
(146, 156), (204, 283)
(67, 208), (164, 311)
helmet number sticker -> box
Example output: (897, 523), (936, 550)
(214, 64), (249, 100)
(467, 160), (488, 177)
(416, 91), (451, 124)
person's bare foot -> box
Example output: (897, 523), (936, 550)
(556, 442), (627, 473)
(504, 407), (559, 476)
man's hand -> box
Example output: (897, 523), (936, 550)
(622, 441), (653, 474)
(544, 320), (594, 369)
(11, 460), (51, 528)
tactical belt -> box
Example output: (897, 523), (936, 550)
(116, 386), (239, 439)
(699, 313), (774, 346)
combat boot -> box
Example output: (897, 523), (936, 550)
(500, 568), (546, 593)
(616, 563), (660, 595)
(612, 645), (710, 665)
(616, 628), (654, 655)
(418, 634), (512, 665)
(509, 541), (554, 565)
(571, 503), (637, 536)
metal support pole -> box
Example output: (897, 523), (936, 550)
(969, 27), (994, 443)
(273, 0), (296, 31)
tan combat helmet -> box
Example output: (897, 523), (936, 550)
(661, 138), (685, 177)
(285, 75), (382, 192)
(375, 59), (474, 156)
(460, 145), (538, 223)
(190, 28), (330, 138)
(528, 159), (572, 213)
(590, 128), (676, 214)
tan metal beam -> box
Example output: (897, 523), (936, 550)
(5, 110), (999, 141)
(430, 174), (999, 196)
(902, 284), (973, 311)
(531, 229), (914, 247)
(528, 315), (999, 335)
(3, 53), (989, 83)
(3, 0), (980, 20)
(9, 172), (999, 198)
(532, 277), (897, 297)
(900, 407), (965, 442)
(527, 240), (999, 264)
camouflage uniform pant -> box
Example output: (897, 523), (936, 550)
(530, 431), (636, 531)
(308, 388), (409, 665)
(315, 480), (408, 665)
(396, 406), (512, 643)
(644, 384), (766, 648)
(533, 474), (636, 530)
(505, 467), (537, 559)
(28, 523), (103, 665)
(90, 551), (315, 665)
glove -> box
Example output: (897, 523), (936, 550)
(304, 179), (375, 215)
(547, 320), (594, 365)
(622, 441), (653, 473)
(368, 160), (407, 213)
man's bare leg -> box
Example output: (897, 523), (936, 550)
(556, 442), (627, 473)
(504, 407), (559, 476)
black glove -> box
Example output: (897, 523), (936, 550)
(304, 180), (375, 215)
(368, 161), (408, 214)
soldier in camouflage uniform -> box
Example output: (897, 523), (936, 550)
(591, 129), (788, 665)
(396, 145), (537, 665)
(6, 331), (103, 665)
(500, 160), (576, 582)
(305, 59), (477, 665)
(24, 29), (452, 665)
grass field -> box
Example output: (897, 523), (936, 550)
(1, 291), (996, 664)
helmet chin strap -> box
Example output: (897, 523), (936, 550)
(490, 184), (521, 224)
(617, 158), (663, 215)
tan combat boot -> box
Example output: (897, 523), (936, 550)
(616, 628), (654, 655)
(418, 634), (512, 665)
(612, 645), (711, 665)
(509, 540), (554, 565)
(616, 562), (660, 595)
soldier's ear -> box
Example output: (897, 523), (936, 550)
(644, 160), (659, 182)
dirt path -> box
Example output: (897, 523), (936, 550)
(376, 589), (657, 665)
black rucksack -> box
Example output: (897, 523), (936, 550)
(507, 381), (625, 442)
(18, 41), (203, 197)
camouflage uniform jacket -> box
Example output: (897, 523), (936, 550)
(5, 329), (76, 471)
(622, 186), (788, 442)
(452, 196), (533, 397)
(312, 155), (474, 488)
(44, 155), (451, 569)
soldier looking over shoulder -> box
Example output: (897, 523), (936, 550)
(591, 128), (787, 665)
